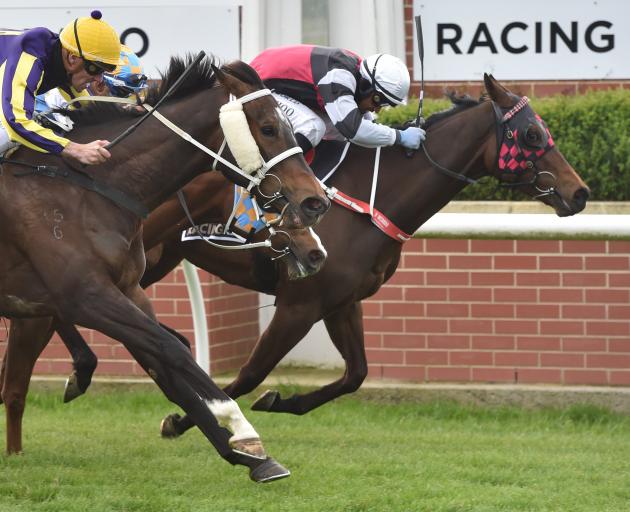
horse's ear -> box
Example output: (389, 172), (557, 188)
(212, 62), (249, 98)
(484, 73), (514, 108)
(211, 63), (226, 82)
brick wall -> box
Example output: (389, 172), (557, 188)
(19, 266), (260, 379)
(402, 0), (630, 98)
(364, 239), (630, 385)
(5, 238), (629, 386)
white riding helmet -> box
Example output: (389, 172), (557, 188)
(359, 54), (410, 106)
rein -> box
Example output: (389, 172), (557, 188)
(0, 155), (150, 218)
(420, 97), (557, 196)
(7, 75), (303, 221)
(64, 95), (294, 254)
(324, 96), (558, 244)
(64, 89), (302, 190)
(176, 189), (292, 258)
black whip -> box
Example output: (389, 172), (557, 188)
(105, 51), (207, 150)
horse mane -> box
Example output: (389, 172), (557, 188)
(65, 54), (263, 127)
(423, 91), (488, 129)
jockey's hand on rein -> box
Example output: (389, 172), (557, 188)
(396, 126), (426, 150)
(61, 140), (112, 166)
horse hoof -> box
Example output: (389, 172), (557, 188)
(231, 437), (266, 459)
(160, 413), (182, 438)
(63, 372), (85, 403)
(249, 457), (291, 483)
(251, 390), (280, 412)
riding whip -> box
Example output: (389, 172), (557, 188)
(413, 15), (425, 128)
(105, 50), (207, 150)
(405, 15), (425, 159)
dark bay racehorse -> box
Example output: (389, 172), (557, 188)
(143, 171), (328, 284)
(51, 170), (328, 401)
(155, 74), (590, 434)
(0, 55), (330, 482)
(20, 76), (590, 436)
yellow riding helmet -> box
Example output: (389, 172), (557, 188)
(59, 10), (121, 66)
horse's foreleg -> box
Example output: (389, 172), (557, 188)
(252, 302), (366, 415)
(160, 302), (318, 437)
(227, 303), (319, 399)
(1, 317), (55, 454)
(70, 284), (288, 482)
(54, 320), (98, 403)
(159, 322), (192, 351)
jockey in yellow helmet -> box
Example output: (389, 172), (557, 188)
(35, 46), (148, 133)
(0, 10), (121, 165)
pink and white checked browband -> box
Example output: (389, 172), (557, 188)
(501, 96), (530, 122)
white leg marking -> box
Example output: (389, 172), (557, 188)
(206, 399), (259, 442)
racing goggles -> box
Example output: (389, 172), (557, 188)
(372, 92), (397, 108)
(103, 73), (148, 101)
(83, 59), (117, 76)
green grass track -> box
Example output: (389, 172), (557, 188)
(0, 384), (629, 512)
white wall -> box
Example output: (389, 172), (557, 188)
(241, 0), (405, 61)
(3, 0), (241, 77)
(258, 297), (343, 368)
(329, 0), (405, 60)
(241, 0), (302, 62)
(413, 0), (629, 80)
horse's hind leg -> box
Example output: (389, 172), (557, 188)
(252, 301), (367, 415)
(54, 321), (98, 403)
(54, 320), (190, 404)
(1, 317), (55, 454)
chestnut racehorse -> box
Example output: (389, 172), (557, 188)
(0, 55), (330, 482)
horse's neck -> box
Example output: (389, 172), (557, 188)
(379, 104), (495, 234)
(142, 173), (229, 249)
(107, 89), (226, 212)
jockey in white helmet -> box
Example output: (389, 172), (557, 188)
(250, 45), (425, 158)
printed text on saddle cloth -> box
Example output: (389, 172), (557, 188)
(497, 97), (555, 174)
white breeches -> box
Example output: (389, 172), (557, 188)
(272, 92), (344, 148)
(0, 124), (18, 155)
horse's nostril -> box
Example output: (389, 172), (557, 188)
(308, 249), (326, 268)
(301, 196), (330, 216)
(573, 187), (590, 210)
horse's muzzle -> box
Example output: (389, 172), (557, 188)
(571, 187), (590, 214)
(300, 195), (331, 223)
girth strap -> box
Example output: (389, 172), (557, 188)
(1, 156), (149, 218)
(327, 187), (411, 243)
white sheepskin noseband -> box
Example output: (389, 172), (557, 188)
(219, 100), (264, 174)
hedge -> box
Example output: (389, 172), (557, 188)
(376, 89), (630, 201)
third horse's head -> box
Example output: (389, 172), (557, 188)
(484, 74), (589, 216)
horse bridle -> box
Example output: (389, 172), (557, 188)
(422, 96), (557, 198)
(61, 87), (302, 225)
(171, 88), (302, 255)
(175, 187), (294, 257)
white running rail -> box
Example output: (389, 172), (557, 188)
(415, 213), (630, 239)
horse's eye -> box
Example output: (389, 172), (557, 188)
(525, 127), (541, 146)
(261, 125), (276, 137)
